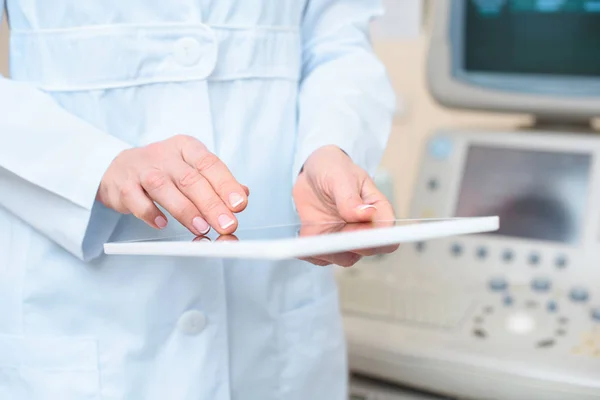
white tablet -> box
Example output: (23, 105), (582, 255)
(103, 217), (498, 260)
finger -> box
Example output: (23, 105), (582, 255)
(180, 141), (248, 213)
(360, 179), (396, 222)
(299, 257), (332, 267)
(242, 185), (250, 196)
(119, 183), (167, 229)
(331, 173), (377, 223)
(168, 161), (238, 235)
(193, 236), (211, 242)
(329, 220), (399, 256)
(216, 234), (239, 242)
(313, 252), (362, 268)
(298, 221), (345, 238)
(351, 244), (400, 257)
(140, 169), (209, 236)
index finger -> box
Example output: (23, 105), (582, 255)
(179, 138), (248, 213)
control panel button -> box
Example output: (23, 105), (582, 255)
(451, 243), (463, 256)
(502, 249), (514, 263)
(547, 300), (558, 313)
(570, 287), (590, 303)
(427, 178), (439, 191)
(503, 295), (514, 306)
(506, 312), (536, 335)
(555, 255), (568, 269)
(591, 308), (600, 322)
(489, 277), (508, 292)
(531, 278), (551, 293)
(476, 246), (488, 259)
(473, 328), (487, 339)
(428, 137), (453, 160)
(415, 241), (426, 252)
(528, 253), (540, 266)
(537, 339), (556, 348)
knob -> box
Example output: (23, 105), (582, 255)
(428, 137), (453, 160)
(592, 308), (600, 322)
(502, 249), (514, 263)
(569, 287), (589, 303)
(451, 243), (463, 257)
(546, 300), (558, 313)
(503, 295), (514, 306)
(489, 277), (508, 292)
(531, 278), (551, 293)
(555, 255), (568, 269)
(427, 178), (439, 191)
(476, 247), (488, 259)
(528, 253), (540, 266)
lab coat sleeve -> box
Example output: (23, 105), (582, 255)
(293, 0), (396, 180)
(0, 16), (131, 261)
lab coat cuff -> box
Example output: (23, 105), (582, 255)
(292, 132), (376, 184)
(78, 137), (132, 261)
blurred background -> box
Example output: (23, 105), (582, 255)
(3, 2), (599, 399)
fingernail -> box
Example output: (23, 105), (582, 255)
(193, 217), (210, 234)
(155, 216), (168, 229)
(218, 214), (235, 230)
(357, 204), (377, 212)
(229, 193), (244, 208)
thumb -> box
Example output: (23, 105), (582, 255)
(332, 176), (377, 223)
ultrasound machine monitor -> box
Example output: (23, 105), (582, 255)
(341, 1), (600, 399)
(428, 0), (600, 121)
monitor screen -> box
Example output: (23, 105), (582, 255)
(465, 0), (600, 78)
(455, 145), (591, 244)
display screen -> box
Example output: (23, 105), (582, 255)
(455, 146), (591, 243)
(465, 0), (600, 77)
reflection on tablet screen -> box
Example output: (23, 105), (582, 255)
(113, 218), (458, 244)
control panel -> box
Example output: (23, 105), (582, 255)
(338, 130), (600, 400)
(349, 375), (450, 400)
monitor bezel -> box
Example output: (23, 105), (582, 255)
(427, 0), (600, 120)
(451, 0), (600, 97)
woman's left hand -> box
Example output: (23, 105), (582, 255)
(292, 145), (397, 266)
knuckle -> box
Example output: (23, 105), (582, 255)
(141, 170), (168, 192)
(118, 184), (137, 200)
(143, 142), (165, 158)
(138, 206), (157, 222)
(177, 169), (203, 189)
(172, 203), (197, 220)
(202, 197), (223, 214)
(213, 179), (232, 195)
(194, 153), (220, 172)
(172, 134), (192, 143)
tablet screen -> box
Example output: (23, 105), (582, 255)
(104, 217), (498, 261)
(110, 219), (451, 244)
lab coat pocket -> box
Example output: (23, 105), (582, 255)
(277, 291), (347, 399)
(0, 334), (100, 400)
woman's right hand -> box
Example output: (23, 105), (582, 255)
(97, 135), (249, 236)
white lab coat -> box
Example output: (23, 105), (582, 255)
(0, 1), (395, 399)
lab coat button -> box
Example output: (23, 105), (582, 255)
(173, 37), (202, 67)
(178, 310), (207, 335)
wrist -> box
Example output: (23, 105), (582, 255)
(300, 145), (349, 175)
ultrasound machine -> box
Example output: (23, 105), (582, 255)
(340, 1), (600, 399)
